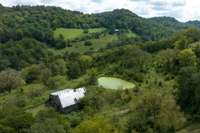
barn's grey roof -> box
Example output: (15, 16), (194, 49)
(50, 87), (86, 108)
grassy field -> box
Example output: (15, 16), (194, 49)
(54, 28), (105, 40)
(54, 34), (118, 54)
(53, 28), (138, 54)
(68, 34), (118, 53)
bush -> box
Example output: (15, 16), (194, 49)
(84, 41), (93, 46)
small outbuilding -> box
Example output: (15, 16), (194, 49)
(115, 29), (120, 32)
(48, 87), (86, 113)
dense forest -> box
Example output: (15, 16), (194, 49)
(1, 4), (200, 133)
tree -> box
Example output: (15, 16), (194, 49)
(0, 69), (24, 93)
(174, 36), (191, 49)
(85, 69), (97, 85)
(54, 35), (66, 49)
(177, 48), (197, 68)
(79, 55), (93, 70)
(48, 59), (67, 76)
(143, 39), (173, 53)
(22, 64), (51, 84)
(127, 91), (185, 133)
(72, 116), (119, 133)
(0, 38), (49, 70)
(174, 28), (200, 49)
(177, 66), (200, 114)
(189, 41), (200, 58)
(67, 62), (81, 79)
(154, 49), (178, 73)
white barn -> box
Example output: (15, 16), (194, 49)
(48, 87), (86, 112)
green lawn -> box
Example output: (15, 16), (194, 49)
(54, 28), (105, 40)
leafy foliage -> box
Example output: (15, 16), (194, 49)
(72, 116), (119, 133)
(0, 38), (49, 70)
(127, 91), (185, 133)
(0, 4), (200, 133)
(0, 69), (24, 92)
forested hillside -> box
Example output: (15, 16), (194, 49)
(1, 4), (200, 133)
(0, 5), (200, 44)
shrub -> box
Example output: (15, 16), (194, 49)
(84, 41), (93, 46)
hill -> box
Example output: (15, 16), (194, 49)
(0, 5), (200, 45)
(94, 9), (200, 40)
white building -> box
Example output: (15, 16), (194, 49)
(48, 87), (86, 112)
(115, 29), (120, 32)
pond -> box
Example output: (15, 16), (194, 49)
(97, 77), (135, 90)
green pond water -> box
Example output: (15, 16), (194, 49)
(97, 77), (135, 90)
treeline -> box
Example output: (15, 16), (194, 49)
(0, 5), (99, 48)
(0, 38), (49, 70)
(94, 9), (200, 40)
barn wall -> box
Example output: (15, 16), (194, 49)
(48, 95), (62, 110)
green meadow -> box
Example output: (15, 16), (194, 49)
(63, 34), (118, 53)
(54, 28), (105, 40)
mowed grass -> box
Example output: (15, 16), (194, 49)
(54, 28), (105, 40)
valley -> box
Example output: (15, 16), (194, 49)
(0, 5), (200, 133)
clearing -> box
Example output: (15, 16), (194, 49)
(54, 28), (105, 40)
